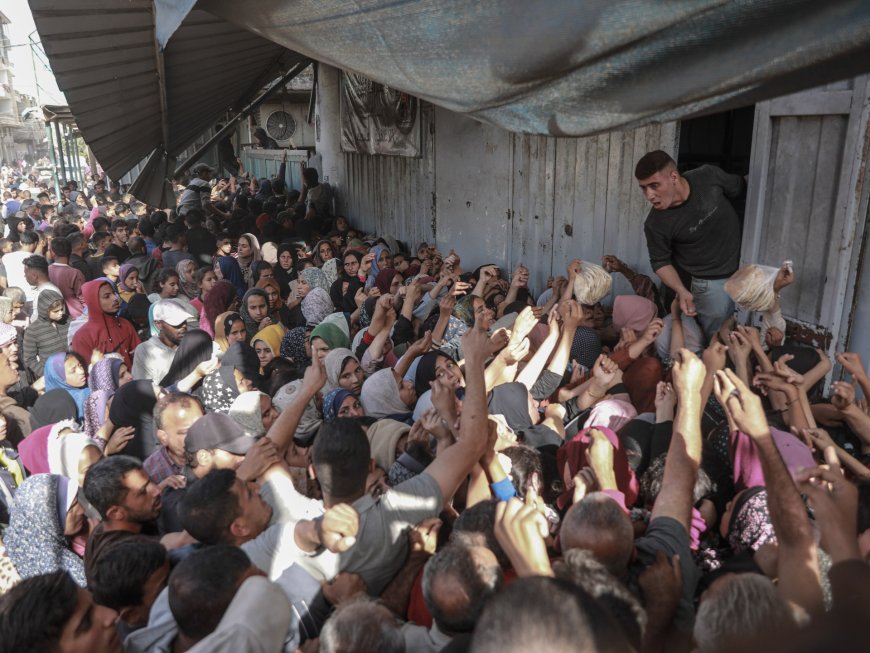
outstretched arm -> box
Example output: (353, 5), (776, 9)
(714, 369), (823, 615)
(650, 350), (704, 533)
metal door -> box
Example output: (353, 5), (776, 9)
(742, 76), (870, 354)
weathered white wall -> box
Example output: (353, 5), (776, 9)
(343, 104), (678, 301)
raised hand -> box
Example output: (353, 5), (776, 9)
(487, 327), (510, 357)
(501, 337), (531, 365)
(461, 308), (492, 363)
(672, 348), (706, 398)
(830, 381), (857, 411)
(567, 259), (583, 277)
(409, 517), (442, 555)
(736, 324), (763, 351)
(773, 262), (795, 292)
(430, 378), (458, 424)
(236, 437), (281, 481)
(727, 329), (752, 365)
(601, 255), (624, 274)
(511, 264), (529, 289)
(317, 503), (359, 553)
(614, 327), (637, 352)
(510, 306), (538, 344)
(713, 368), (769, 439)
(570, 466), (599, 504)
(405, 331), (433, 359)
(702, 341), (729, 372)
(299, 357), (327, 395)
(195, 355), (220, 378)
(438, 293), (456, 317)
(321, 572), (366, 607)
(494, 497), (553, 577)
(773, 354), (804, 386)
(797, 427), (836, 454)
(104, 425), (135, 456)
(655, 381), (676, 421)
(794, 448), (860, 562)
(558, 299), (582, 328)
(639, 318), (664, 345)
(591, 354), (620, 389)
(836, 351), (867, 381)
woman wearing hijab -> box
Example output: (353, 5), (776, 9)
(43, 352), (90, 419)
(214, 312), (248, 354)
(240, 288), (272, 339)
(4, 474), (88, 587)
(280, 325), (312, 367)
(71, 279), (141, 368)
(117, 264), (142, 303)
(251, 324), (285, 372)
(108, 380), (162, 460)
(47, 420), (102, 484)
(228, 391), (274, 439)
(274, 243), (298, 298)
(323, 348), (365, 395)
(198, 342), (260, 414)
(273, 380), (322, 443)
(365, 244), (391, 288)
(80, 357), (130, 446)
(176, 259), (199, 300)
(302, 287), (335, 327)
(608, 295), (664, 414)
(298, 266), (330, 296)
(374, 269), (403, 297)
(322, 388), (365, 421)
(215, 255), (248, 301)
(360, 367), (416, 421)
(256, 277), (298, 328)
(18, 390), (79, 474)
(236, 233), (262, 289)
(201, 279), (238, 338)
(88, 357), (128, 393)
(309, 322), (350, 362)
(22, 289), (68, 378)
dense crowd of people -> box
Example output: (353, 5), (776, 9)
(0, 150), (867, 653)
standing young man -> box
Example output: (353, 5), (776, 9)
(637, 150), (745, 342)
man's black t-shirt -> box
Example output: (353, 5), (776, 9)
(104, 242), (131, 264)
(643, 165), (744, 279)
(625, 516), (701, 634)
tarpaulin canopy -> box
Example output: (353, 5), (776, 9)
(190, 0), (870, 136)
(29, 0), (304, 196)
(30, 0), (870, 204)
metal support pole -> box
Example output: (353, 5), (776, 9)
(45, 121), (60, 199)
(73, 132), (86, 190)
(54, 121), (67, 185)
(173, 59), (311, 178)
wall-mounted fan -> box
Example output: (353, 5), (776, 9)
(265, 110), (296, 141)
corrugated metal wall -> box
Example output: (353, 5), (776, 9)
(343, 104), (677, 300)
(342, 103), (437, 251)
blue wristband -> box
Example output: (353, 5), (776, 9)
(490, 477), (517, 502)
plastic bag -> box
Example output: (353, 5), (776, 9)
(724, 261), (792, 312)
(572, 261), (612, 305)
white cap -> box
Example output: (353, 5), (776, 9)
(153, 299), (191, 327)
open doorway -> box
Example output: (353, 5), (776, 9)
(678, 105), (755, 220)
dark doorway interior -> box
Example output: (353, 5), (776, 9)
(678, 106), (755, 176)
(678, 105), (755, 220)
